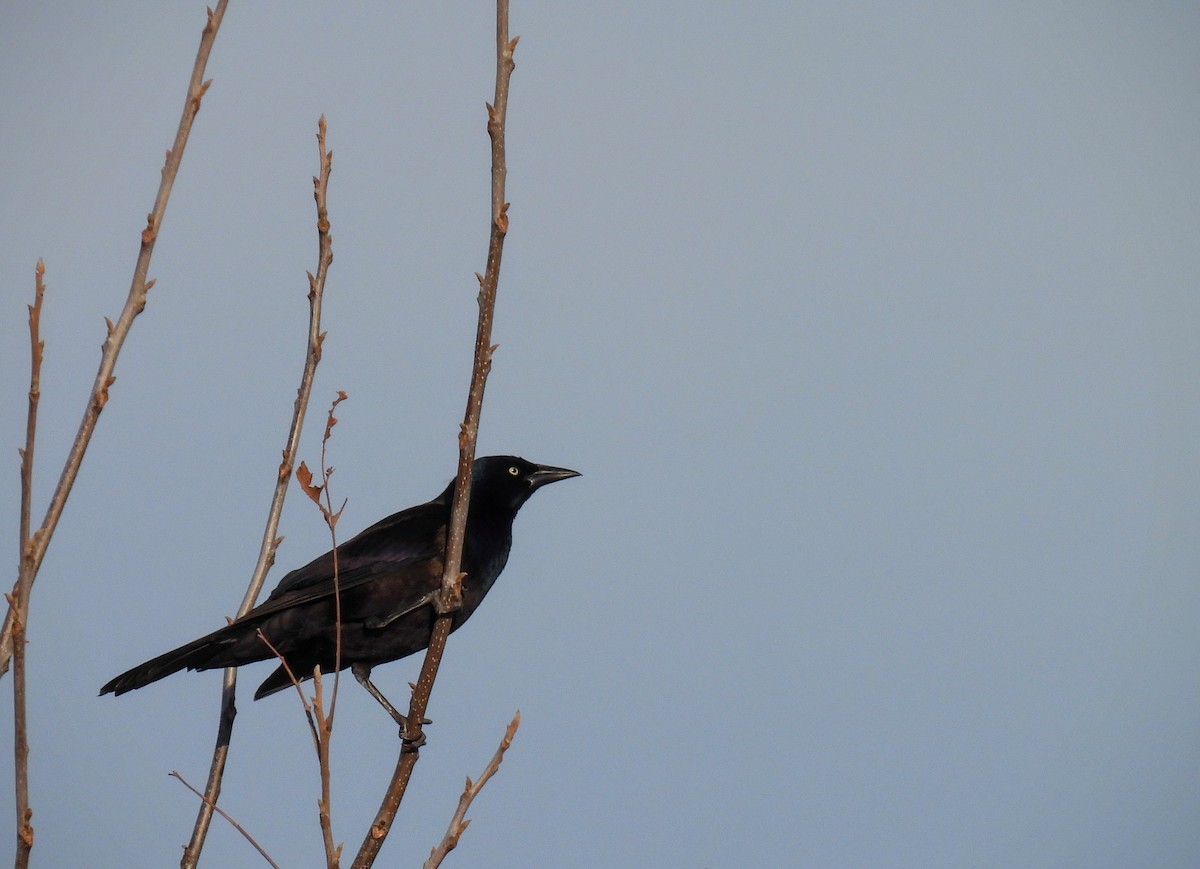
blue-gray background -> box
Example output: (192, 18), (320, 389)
(2, 3), (1198, 867)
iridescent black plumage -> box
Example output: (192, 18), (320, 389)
(100, 456), (578, 713)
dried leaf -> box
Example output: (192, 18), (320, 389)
(296, 461), (324, 504)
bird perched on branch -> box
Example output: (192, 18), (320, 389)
(101, 456), (579, 724)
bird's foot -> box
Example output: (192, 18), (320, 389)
(399, 716), (431, 749)
(394, 713), (432, 747)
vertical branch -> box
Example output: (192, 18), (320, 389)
(18, 262), (45, 583)
(350, 4), (518, 866)
(311, 672), (343, 869)
(441, 4), (519, 616)
(294, 391), (350, 868)
(10, 261), (46, 869)
(6, 4), (228, 865)
(316, 391), (349, 717)
(181, 115), (335, 869)
(0, 0), (228, 676)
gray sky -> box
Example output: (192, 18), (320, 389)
(2, 3), (1198, 867)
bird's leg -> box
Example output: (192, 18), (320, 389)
(363, 591), (438, 630)
(351, 662), (429, 745)
(351, 662), (406, 725)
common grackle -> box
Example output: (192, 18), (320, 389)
(100, 456), (578, 723)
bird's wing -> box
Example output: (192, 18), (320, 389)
(245, 499), (448, 619)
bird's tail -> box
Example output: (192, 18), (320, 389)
(99, 622), (252, 696)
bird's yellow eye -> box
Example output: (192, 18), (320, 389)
(508, 466), (520, 476)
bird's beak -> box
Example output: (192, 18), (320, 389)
(528, 464), (581, 489)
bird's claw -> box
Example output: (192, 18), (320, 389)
(400, 726), (428, 750)
(394, 712), (432, 746)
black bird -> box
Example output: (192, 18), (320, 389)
(101, 456), (578, 723)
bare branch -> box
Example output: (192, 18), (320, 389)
(0, 1), (229, 679)
(11, 260), (46, 868)
(182, 113), (335, 868)
(253, 623), (345, 869)
(351, 4), (518, 865)
(8, 4), (227, 864)
(424, 711), (521, 869)
(18, 261), (44, 569)
(311, 670), (343, 869)
(302, 391), (350, 868)
(314, 390), (349, 716)
(170, 771), (281, 869)
(256, 480), (346, 869)
(256, 629), (321, 749)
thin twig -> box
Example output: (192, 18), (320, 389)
(310, 669), (343, 868)
(0, 2), (228, 678)
(10, 260), (46, 869)
(252, 627), (342, 869)
(316, 396), (347, 869)
(295, 391), (350, 869)
(351, 4), (518, 866)
(17, 261), (44, 618)
(424, 711), (521, 869)
(182, 114), (335, 869)
(170, 771), (281, 869)
(256, 629), (321, 747)
(296, 390), (350, 719)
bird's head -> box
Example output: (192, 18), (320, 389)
(466, 455), (580, 514)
